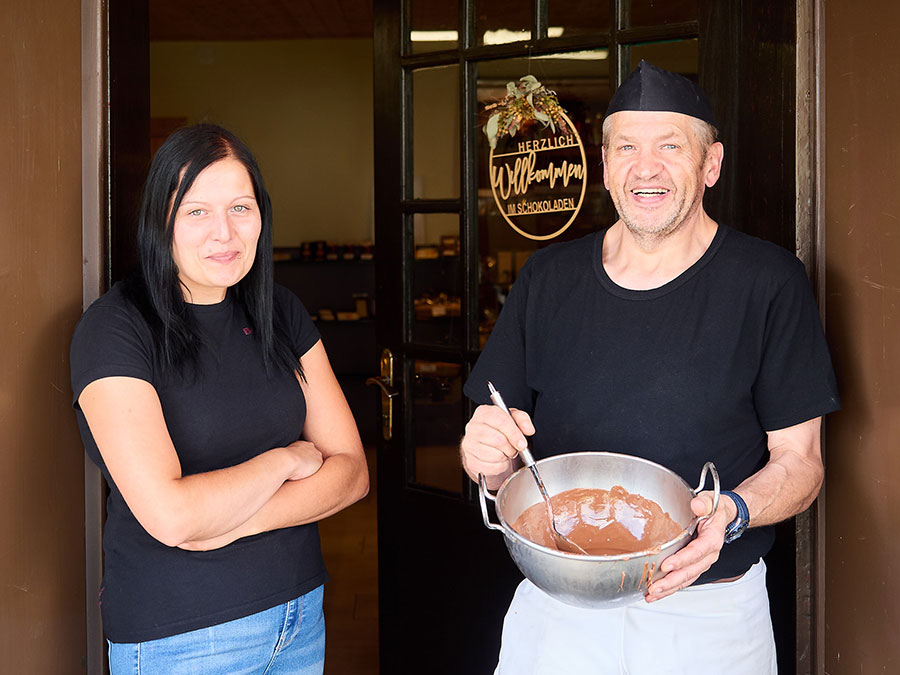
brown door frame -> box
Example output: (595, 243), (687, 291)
(795, 1), (827, 674)
(81, 0), (106, 671)
(81, 0), (151, 672)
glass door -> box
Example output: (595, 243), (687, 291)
(370, 2), (748, 673)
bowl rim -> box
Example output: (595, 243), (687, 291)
(494, 451), (699, 561)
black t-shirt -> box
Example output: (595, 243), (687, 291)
(70, 282), (326, 642)
(465, 225), (840, 582)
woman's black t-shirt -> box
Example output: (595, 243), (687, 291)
(70, 282), (325, 643)
(465, 225), (840, 583)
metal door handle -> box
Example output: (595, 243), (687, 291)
(365, 376), (398, 399)
(366, 349), (396, 440)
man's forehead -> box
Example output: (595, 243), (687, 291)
(607, 111), (697, 137)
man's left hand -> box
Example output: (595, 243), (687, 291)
(644, 490), (737, 602)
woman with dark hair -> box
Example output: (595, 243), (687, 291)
(70, 123), (369, 673)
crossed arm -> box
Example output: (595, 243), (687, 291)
(79, 339), (369, 550)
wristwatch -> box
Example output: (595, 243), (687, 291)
(721, 490), (750, 543)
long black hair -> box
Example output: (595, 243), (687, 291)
(124, 123), (303, 380)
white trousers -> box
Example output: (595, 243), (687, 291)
(494, 559), (776, 675)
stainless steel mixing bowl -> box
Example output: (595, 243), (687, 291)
(478, 452), (719, 609)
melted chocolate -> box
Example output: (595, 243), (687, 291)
(511, 486), (683, 555)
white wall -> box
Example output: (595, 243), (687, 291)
(150, 39), (374, 247)
(411, 64), (460, 245)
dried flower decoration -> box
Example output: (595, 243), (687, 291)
(483, 75), (571, 150)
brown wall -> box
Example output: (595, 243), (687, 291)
(824, 1), (900, 671)
(0, 1), (87, 671)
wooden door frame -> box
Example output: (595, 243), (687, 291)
(81, 1), (106, 672)
(795, 2), (826, 674)
(82, 0), (150, 672)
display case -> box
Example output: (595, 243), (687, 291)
(274, 257), (378, 443)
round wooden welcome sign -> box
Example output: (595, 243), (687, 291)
(488, 110), (587, 241)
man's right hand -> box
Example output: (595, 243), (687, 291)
(460, 404), (535, 489)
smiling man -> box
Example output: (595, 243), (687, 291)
(460, 61), (840, 674)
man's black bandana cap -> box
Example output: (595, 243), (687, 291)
(605, 60), (717, 128)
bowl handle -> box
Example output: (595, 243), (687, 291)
(478, 473), (505, 533)
(693, 461), (720, 525)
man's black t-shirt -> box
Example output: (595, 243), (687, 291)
(465, 225), (840, 582)
(71, 282), (326, 642)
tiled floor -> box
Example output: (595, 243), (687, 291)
(319, 447), (379, 674)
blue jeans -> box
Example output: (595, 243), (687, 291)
(108, 585), (325, 675)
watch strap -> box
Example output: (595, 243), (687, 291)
(721, 490), (750, 543)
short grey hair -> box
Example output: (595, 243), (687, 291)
(601, 114), (719, 156)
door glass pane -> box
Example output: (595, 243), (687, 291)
(476, 0), (531, 46)
(627, 0), (699, 28)
(413, 214), (461, 346)
(409, 1), (457, 54)
(549, 0), (610, 37)
(627, 38), (699, 78)
(411, 359), (463, 493)
(476, 54), (613, 346)
(413, 65), (460, 199)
